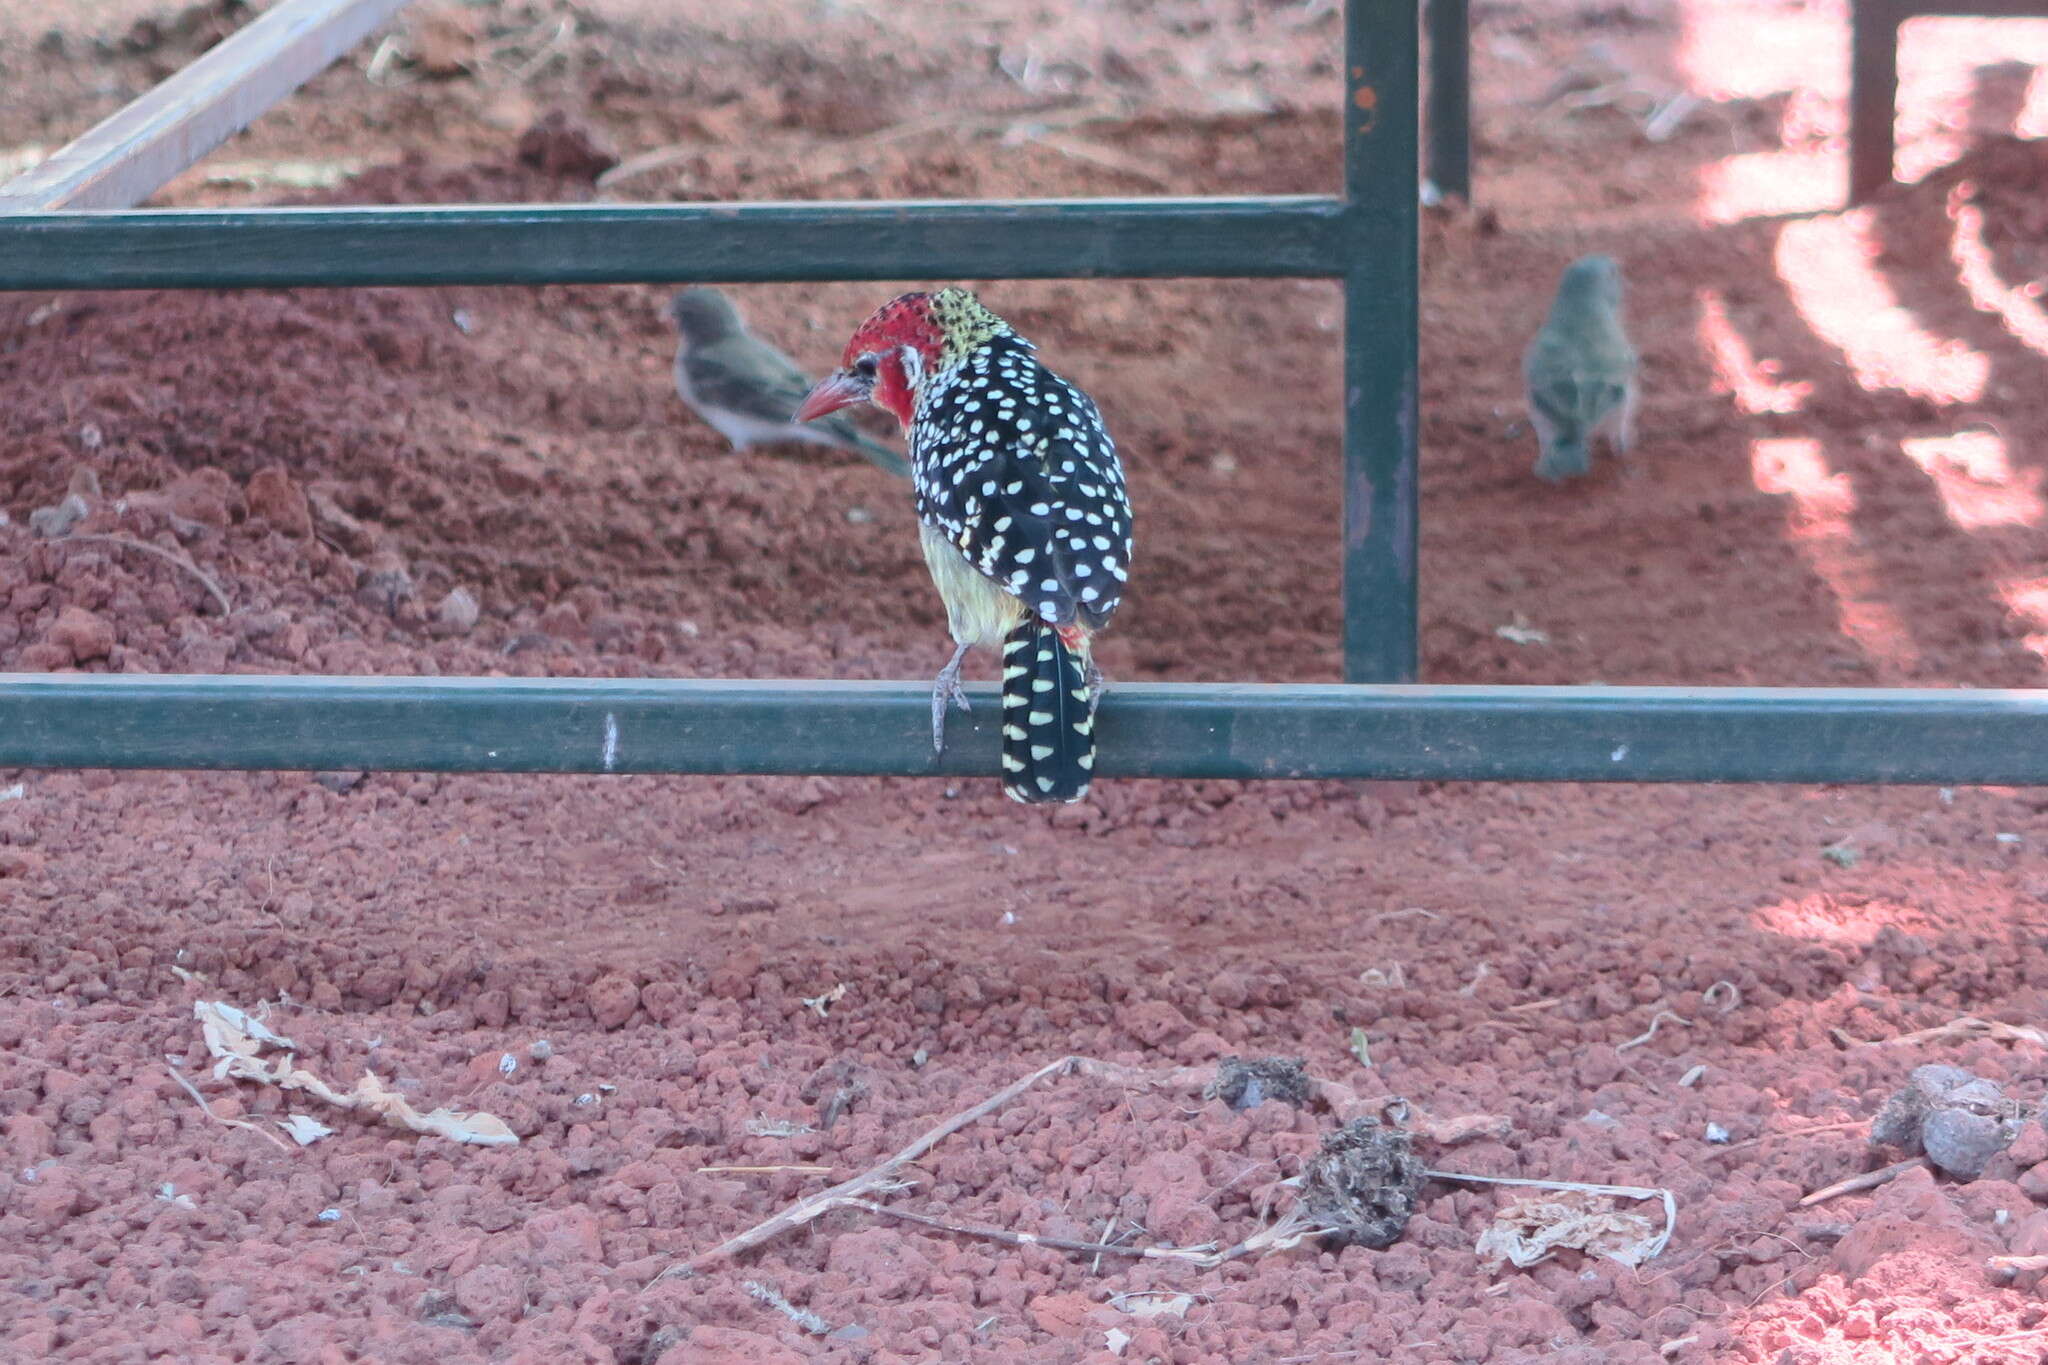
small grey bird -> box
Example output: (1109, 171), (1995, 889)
(668, 288), (909, 479)
(1522, 255), (1638, 483)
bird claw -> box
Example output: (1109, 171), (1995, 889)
(931, 643), (973, 755)
(1084, 661), (1106, 720)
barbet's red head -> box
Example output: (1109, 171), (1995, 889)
(794, 288), (1010, 428)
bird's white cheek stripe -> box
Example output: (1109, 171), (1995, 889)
(898, 344), (923, 389)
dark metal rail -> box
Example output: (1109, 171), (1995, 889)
(1849, 0), (2048, 203)
(2, 674), (2043, 785)
(0, 196), (1373, 290)
(1425, 0), (1471, 203)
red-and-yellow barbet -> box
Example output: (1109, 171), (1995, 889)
(795, 288), (1133, 804)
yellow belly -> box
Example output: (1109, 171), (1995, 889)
(920, 524), (1027, 648)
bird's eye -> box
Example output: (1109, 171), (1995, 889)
(853, 355), (879, 380)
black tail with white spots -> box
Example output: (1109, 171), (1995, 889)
(998, 621), (1094, 804)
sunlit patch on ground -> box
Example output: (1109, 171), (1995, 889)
(1697, 288), (1810, 414)
(1751, 438), (1922, 673)
(1947, 182), (2048, 356)
(1752, 891), (1936, 946)
(1998, 574), (2048, 666)
(1894, 18), (2048, 183)
(1695, 150), (1843, 225)
(1900, 431), (2044, 531)
(1776, 211), (1987, 404)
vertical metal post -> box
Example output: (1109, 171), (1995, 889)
(1848, 1), (1902, 204)
(1342, 0), (1421, 682)
(1425, 0), (1471, 203)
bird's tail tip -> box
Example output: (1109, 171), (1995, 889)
(1534, 440), (1591, 482)
(998, 621), (1095, 805)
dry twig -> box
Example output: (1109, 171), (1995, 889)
(166, 1065), (291, 1151)
(846, 1196), (1330, 1268)
(665, 1055), (1214, 1278)
(1365, 908), (1441, 927)
(56, 533), (231, 614)
(1704, 1119), (1865, 1160)
(1833, 1016), (2048, 1049)
(1616, 1010), (1692, 1052)
(1797, 1157), (1929, 1207)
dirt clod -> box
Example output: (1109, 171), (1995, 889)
(516, 111), (619, 181)
(1299, 1117), (1426, 1251)
(1871, 1064), (2028, 1181)
(1205, 1055), (1314, 1111)
(28, 496), (88, 538)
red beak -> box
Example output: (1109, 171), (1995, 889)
(794, 371), (867, 424)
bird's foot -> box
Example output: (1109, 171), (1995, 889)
(931, 642), (973, 755)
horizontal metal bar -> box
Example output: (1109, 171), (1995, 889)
(1863, 1), (2048, 16)
(2, 675), (2046, 784)
(0, 196), (1361, 291)
(0, 0), (412, 214)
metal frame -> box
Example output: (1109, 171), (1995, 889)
(6, 676), (2046, 785)
(1850, 0), (2048, 203)
(1424, 0), (1471, 204)
(0, 4), (1418, 685)
(2, 2), (2042, 789)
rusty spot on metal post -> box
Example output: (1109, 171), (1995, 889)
(1353, 86), (1377, 110)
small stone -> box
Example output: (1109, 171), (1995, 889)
(406, 4), (481, 77)
(1204, 1055), (1313, 1111)
(28, 495), (89, 538)
(46, 606), (115, 663)
(452, 1264), (522, 1320)
(1117, 999), (1193, 1048)
(1871, 1064), (2025, 1180)
(14, 643), (72, 672)
(307, 493), (377, 555)
(355, 551), (414, 615)
(246, 466), (312, 536)
(433, 587), (480, 635)
(0, 848), (43, 880)
(165, 469), (238, 529)
(588, 974), (639, 1030)
(516, 110), (619, 181)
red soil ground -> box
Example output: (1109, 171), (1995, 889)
(7, 0), (2048, 1360)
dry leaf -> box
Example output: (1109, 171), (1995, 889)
(801, 983), (848, 1018)
(1476, 1190), (1661, 1271)
(194, 1000), (518, 1148)
(276, 1113), (335, 1146)
(1112, 1291), (1193, 1319)
(197, 999), (297, 1053)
